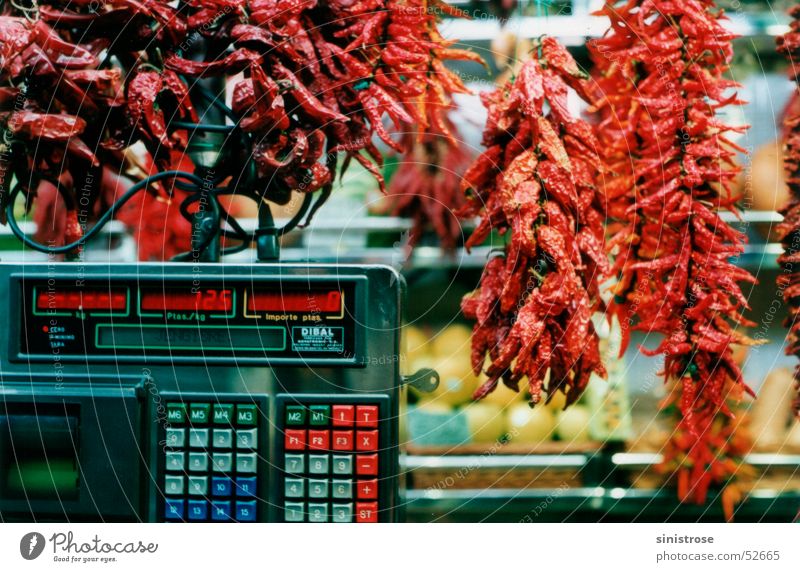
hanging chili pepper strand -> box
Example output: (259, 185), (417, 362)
(337, 0), (480, 248)
(460, 37), (609, 407)
(0, 5), (138, 252)
(777, 5), (800, 416)
(1, 0), (478, 256)
(588, 0), (758, 512)
(383, 120), (472, 250)
(0, 0), (192, 255)
(163, 0), (478, 214)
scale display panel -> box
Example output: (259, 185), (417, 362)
(16, 278), (359, 363)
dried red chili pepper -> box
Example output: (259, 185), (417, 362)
(461, 38), (609, 408)
(2, 0), (476, 257)
(169, 0), (477, 215)
(777, 6), (800, 417)
(589, 0), (757, 516)
(0, 8), (135, 247)
(381, 118), (471, 250)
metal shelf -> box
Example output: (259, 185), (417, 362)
(404, 453), (591, 470)
(440, 12), (790, 45)
(402, 449), (800, 520)
(0, 211), (788, 270)
(613, 452), (800, 469)
(404, 485), (800, 522)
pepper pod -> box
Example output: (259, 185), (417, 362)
(589, 0), (759, 516)
(460, 37), (610, 408)
(777, 6), (800, 417)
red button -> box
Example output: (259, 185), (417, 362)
(332, 405), (354, 427)
(356, 430), (378, 451)
(332, 430), (353, 451)
(308, 430), (330, 451)
(356, 405), (379, 428)
(284, 429), (306, 451)
(356, 454), (379, 476)
(356, 502), (378, 523)
(357, 479), (379, 500)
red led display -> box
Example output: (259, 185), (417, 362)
(140, 289), (233, 312)
(247, 290), (342, 313)
(36, 289), (127, 311)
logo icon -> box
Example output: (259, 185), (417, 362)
(20, 532), (45, 560)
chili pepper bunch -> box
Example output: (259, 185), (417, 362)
(164, 0), (478, 207)
(589, 0), (757, 506)
(384, 120), (472, 250)
(0, 0), (198, 253)
(0, 7), (129, 246)
(460, 37), (609, 407)
(776, 5), (800, 417)
(1, 0), (476, 254)
(363, 0), (482, 249)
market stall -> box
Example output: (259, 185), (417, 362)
(0, 0), (799, 524)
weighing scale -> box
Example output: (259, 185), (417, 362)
(0, 57), (441, 522)
(0, 261), (420, 522)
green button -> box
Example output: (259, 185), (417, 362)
(213, 404), (234, 425)
(309, 405), (330, 426)
(285, 406), (306, 426)
(189, 403), (211, 424)
(166, 403), (187, 424)
(236, 404), (258, 427)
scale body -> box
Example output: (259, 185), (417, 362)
(0, 262), (404, 523)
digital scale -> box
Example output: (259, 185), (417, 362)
(0, 261), (414, 522)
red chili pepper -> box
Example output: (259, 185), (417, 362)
(127, 71), (169, 148)
(3, 0), (479, 257)
(1, 5), (135, 252)
(590, 0), (757, 511)
(381, 118), (472, 250)
(777, 6), (800, 417)
(461, 37), (608, 407)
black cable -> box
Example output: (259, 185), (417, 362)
(193, 84), (238, 122)
(175, 187), (223, 257)
(6, 170), (205, 255)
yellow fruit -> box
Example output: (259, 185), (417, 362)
(427, 354), (478, 407)
(490, 30), (517, 69)
(461, 402), (506, 443)
(403, 325), (430, 369)
(482, 382), (524, 409)
(731, 343), (748, 368)
(413, 400), (452, 415)
(544, 388), (567, 411)
(555, 406), (592, 443)
(431, 324), (472, 360)
(748, 141), (788, 212)
(751, 367), (795, 451)
(506, 403), (555, 443)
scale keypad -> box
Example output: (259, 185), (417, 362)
(281, 403), (381, 522)
(163, 401), (261, 522)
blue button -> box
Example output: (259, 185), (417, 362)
(187, 500), (208, 521)
(236, 477), (258, 498)
(211, 501), (232, 521)
(235, 501), (257, 522)
(165, 498), (184, 521)
(212, 477), (232, 497)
